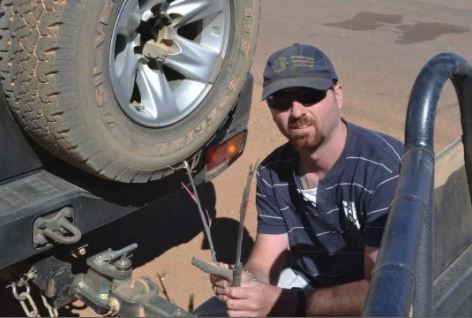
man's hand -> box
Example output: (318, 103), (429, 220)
(214, 278), (283, 317)
(205, 232), (292, 316)
(209, 263), (256, 287)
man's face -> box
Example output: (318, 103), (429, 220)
(267, 85), (343, 152)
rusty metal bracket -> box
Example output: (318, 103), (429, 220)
(33, 207), (81, 248)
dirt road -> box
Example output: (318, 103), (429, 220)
(3, 0), (472, 316)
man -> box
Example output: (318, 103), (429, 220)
(211, 43), (403, 317)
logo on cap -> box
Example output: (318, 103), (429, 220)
(272, 57), (289, 73)
(291, 55), (316, 69)
(272, 55), (317, 74)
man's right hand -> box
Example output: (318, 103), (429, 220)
(209, 263), (256, 288)
(213, 277), (296, 317)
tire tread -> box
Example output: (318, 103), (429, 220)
(0, 0), (261, 182)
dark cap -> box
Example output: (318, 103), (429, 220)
(262, 44), (338, 99)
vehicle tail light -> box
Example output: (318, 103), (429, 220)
(205, 130), (247, 180)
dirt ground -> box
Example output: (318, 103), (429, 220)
(2, 0), (472, 316)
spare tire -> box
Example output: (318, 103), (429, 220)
(0, 0), (259, 182)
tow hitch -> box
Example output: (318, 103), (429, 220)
(10, 244), (194, 317)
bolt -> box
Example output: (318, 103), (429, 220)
(71, 244), (88, 258)
(94, 255), (105, 265)
(78, 247), (86, 256)
(108, 297), (120, 316)
(159, 12), (172, 26)
(37, 219), (46, 230)
(64, 207), (73, 217)
(115, 256), (131, 271)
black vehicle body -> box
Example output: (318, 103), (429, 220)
(0, 75), (253, 271)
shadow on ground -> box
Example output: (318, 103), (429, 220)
(0, 182), (254, 317)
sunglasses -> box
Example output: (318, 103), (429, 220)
(266, 88), (329, 111)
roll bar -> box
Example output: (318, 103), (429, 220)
(363, 53), (472, 316)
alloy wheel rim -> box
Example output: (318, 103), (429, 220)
(109, 0), (231, 128)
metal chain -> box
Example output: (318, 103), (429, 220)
(7, 279), (39, 317)
(24, 268), (38, 282)
(6, 268), (59, 318)
(41, 295), (58, 317)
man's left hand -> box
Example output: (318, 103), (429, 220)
(214, 279), (282, 317)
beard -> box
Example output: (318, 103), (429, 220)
(287, 117), (324, 152)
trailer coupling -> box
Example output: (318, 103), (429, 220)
(10, 243), (194, 317)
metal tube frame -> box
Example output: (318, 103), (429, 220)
(363, 53), (472, 316)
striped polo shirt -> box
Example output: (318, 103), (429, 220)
(256, 121), (404, 287)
